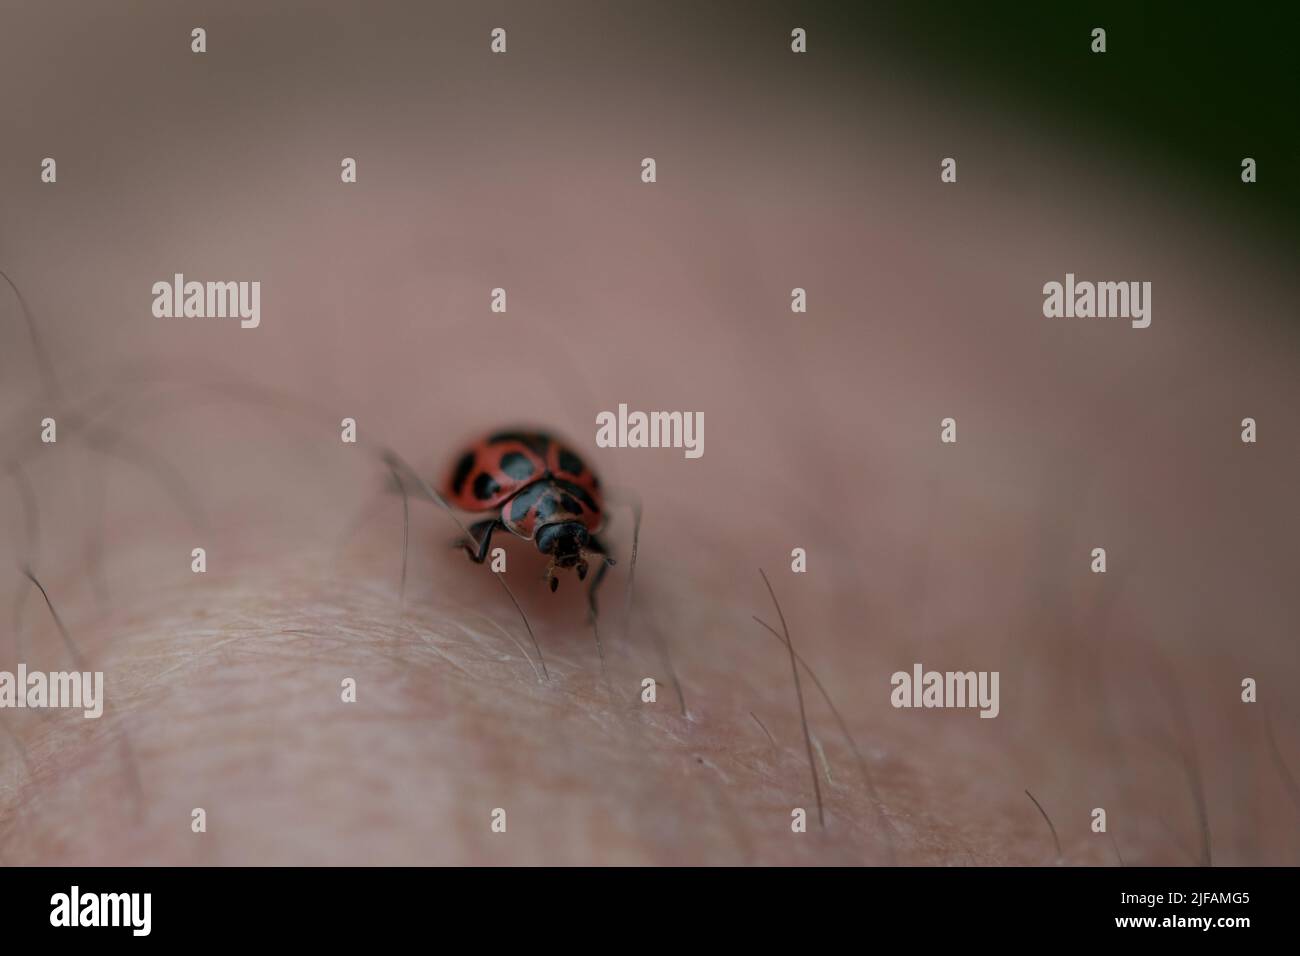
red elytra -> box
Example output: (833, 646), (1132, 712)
(442, 429), (612, 599)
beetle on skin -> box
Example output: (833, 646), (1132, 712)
(443, 429), (615, 610)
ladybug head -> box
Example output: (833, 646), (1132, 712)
(535, 521), (590, 591)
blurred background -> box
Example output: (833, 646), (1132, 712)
(1, 1), (1297, 864)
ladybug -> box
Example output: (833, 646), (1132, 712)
(443, 429), (615, 608)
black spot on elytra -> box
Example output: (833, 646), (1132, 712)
(499, 451), (535, 480)
(558, 448), (584, 476)
(509, 482), (545, 523)
(451, 452), (475, 495)
(488, 431), (550, 457)
(555, 478), (598, 512)
(473, 472), (501, 501)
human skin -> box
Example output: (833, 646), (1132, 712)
(1, 1), (1298, 865)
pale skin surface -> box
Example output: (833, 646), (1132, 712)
(1, 2), (1298, 865)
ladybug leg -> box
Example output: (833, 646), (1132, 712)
(460, 519), (503, 564)
(583, 534), (616, 619)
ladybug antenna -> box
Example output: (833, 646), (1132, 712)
(575, 546), (613, 581)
